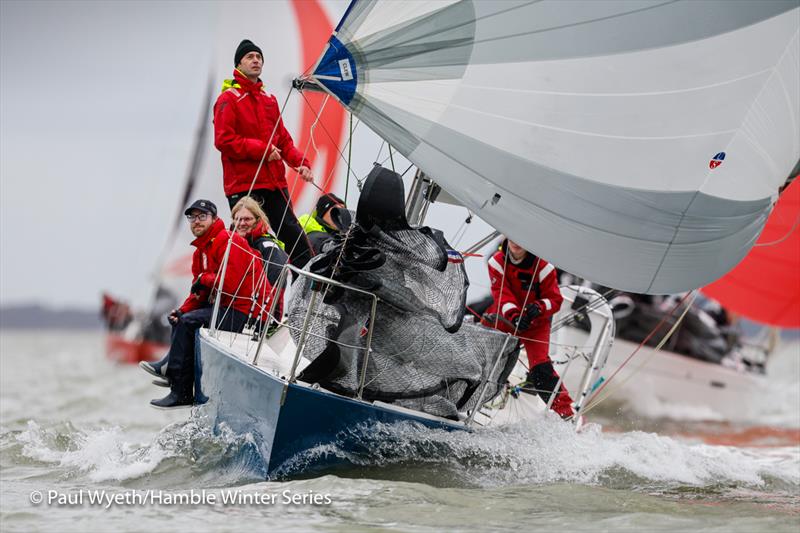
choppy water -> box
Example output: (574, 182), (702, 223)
(1, 331), (798, 532)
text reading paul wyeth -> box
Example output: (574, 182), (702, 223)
(30, 489), (333, 508)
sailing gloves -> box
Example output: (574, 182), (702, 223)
(509, 310), (532, 331)
(510, 303), (543, 331)
(190, 273), (216, 295)
(525, 303), (542, 320)
(168, 309), (183, 325)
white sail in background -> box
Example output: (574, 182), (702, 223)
(304, 0), (800, 294)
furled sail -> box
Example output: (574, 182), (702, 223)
(301, 0), (800, 294)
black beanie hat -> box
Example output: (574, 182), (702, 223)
(316, 193), (345, 216)
(235, 39), (263, 66)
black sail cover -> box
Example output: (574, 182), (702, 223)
(287, 166), (519, 419)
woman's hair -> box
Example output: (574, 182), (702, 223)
(231, 196), (269, 229)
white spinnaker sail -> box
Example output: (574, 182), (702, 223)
(305, 0), (800, 294)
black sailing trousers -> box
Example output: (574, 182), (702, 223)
(165, 306), (247, 400)
(227, 188), (314, 267)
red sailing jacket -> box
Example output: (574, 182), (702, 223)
(213, 70), (311, 196)
(179, 218), (271, 319)
(483, 249), (563, 360)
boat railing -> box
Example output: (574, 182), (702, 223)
(253, 263), (379, 401)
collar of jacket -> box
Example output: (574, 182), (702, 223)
(505, 250), (536, 270)
(191, 217), (226, 249)
(223, 69), (263, 94)
(246, 220), (286, 250)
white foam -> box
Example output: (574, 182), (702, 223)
(318, 417), (800, 489)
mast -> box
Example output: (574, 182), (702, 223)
(145, 72), (216, 314)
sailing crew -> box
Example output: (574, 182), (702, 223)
(232, 196), (288, 286)
(232, 196), (288, 324)
(482, 239), (577, 420)
(214, 38), (315, 267)
(297, 192), (352, 253)
(143, 199), (269, 409)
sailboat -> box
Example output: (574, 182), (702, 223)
(185, 0), (797, 477)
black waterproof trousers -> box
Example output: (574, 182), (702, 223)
(165, 306), (247, 400)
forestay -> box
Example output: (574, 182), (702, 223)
(301, 0), (800, 294)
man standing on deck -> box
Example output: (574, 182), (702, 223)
(214, 38), (315, 267)
(482, 239), (577, 420)
(145, 199), (265, 409)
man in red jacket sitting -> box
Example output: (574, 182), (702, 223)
(214, 39), (315, 267)
(482, 239), (576, 419)
(144, 199), (268, 409)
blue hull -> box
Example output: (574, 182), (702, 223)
(197, 333), (465, 478)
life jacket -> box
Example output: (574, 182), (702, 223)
(298, 211), (329, 234)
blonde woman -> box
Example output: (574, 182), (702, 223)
(231, 196), (288, 286)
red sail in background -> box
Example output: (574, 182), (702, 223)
(289, 0), (346, 203)
(702, 177), (800, 328)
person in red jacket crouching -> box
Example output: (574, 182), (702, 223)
(482, 239), (576, 420)
(214, 39), (315, 268)
(144, 199), (270, 409)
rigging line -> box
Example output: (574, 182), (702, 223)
(346, 112), (353, 204)
(508, 254), (542, 349)
(583, 290), (694, 410)
(224, 87), (308, 320)
(551, 288), (618, 332)
(399, 163), (415, 178)
(272, 93), (330, 248)
(388, 144), (395, 172)
(278, 93), (359, 271)
(582, 291), (698, 415)
(244, 88), (296, 199)
(311, 112), (362, 314)
(374, 139), (385, 163)
(297, 91), (365, 190)
(753, 212), (800, 247)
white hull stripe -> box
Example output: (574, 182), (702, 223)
(538, 263), (555, 282)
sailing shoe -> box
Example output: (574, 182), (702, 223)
(149, 392), (193, 410)
(152, 378), (170, 388)
(139, 358), (168, 379)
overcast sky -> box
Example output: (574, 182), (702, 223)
(0, 0), (496, 310)
(1, 1), (220, 308)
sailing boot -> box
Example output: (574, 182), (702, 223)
(150, 388), (193, 410)
(139, 354), (168, 379)
(528, 362), (576, 420)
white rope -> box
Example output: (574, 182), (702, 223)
(753, 213), (800, 247)
(581, 291), (698, 415)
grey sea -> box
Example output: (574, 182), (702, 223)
(1, 330), (798, 532)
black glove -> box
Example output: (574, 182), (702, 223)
(190, 278), (206, 295)
(168, 309), (182, 325)
(512, 311), (532, 331)
(524, 303), (542, 320)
